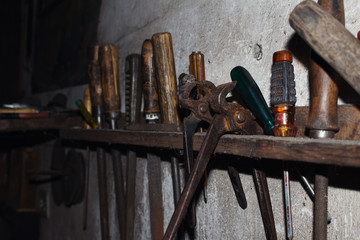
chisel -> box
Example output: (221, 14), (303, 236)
(88, 45), (109, 240)
(152, 32), (183, 240)
(306, 1), (344, 239)
(142, 39), (164, 240)
(100, 44), (126, 240)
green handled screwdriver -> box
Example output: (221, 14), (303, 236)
(231, 66), (277, 240)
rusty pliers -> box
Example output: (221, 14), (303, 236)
(180, 74), (248, 228)
(163, 77), (256, 239)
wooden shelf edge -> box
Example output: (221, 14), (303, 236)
(60, 128), (360, 168)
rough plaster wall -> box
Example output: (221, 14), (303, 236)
(96, 0), (360, 239)
(34, 0), (360, 239)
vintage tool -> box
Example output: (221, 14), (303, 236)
(152, 32), (183, 238)
(289, 1), (360, 95)
(231, 66), (277, 240)
(189, 51), (208, 205)
(270, 50), (297, 240)
(125, 54), (142, 240)
(307, 1), (343, 239)
(88, 45), (110, 240)
(180, 74), (247, 230)
(291, 1), (344, 238)
(294, 168), (331, 223)
(100, 44), (126, 240)
(142, 39), (164, 240)
(75, 99), (99, 129)
(163, 80), (256, 239)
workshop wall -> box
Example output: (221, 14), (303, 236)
(35, 0), (360, 239)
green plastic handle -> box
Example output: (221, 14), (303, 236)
(230, 66), (274, 135)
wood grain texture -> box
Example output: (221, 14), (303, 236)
(142, 39), (160, 116)
(152, 32), (180, 126)
(88, 45), (103, 107)
(60, 129), (360, 168)
(100, 44), (120, 114)
(289, 0), (360, 95)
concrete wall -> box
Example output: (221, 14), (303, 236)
(36, 0), (360, 239)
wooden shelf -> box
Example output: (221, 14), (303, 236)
(0, 116), (82, 132)
(60, 128), (360, 168)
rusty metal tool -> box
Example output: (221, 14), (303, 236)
(142, 39), (164, 240)
(88, 45), (110, 240)
(180, 74), (247, 230)
(125, 54), (142, 240)
(163, 80), (256, 240)
(307, 1), (343, 239)
(100, 44), (126, 240)
(231, 66), (277, 240)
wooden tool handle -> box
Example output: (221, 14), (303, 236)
(306, 0), (344, 132)
(83, 88), (92, 129)
(152, 32), (180, 126)
(88, 45), (103, 107)
(100, 44), (120, 114)
(189, 51), (205, 82)
(289, 0), (360, 96)
(142, 39), (160, 117)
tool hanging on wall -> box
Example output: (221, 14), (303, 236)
(100, 44), (126, 240)
(189, 51), (209, 206)
(307, 1), (343, 239)
(151, 32), (184, 239)
(141, 39), (164, 240)
(230, 66), (277, 240)
(88, 45), (110, 240)
(180, 73), (248, 231)
(164, 79), (257, 239)
(125, 53), (142, 240)
(270, 50), (297, 240)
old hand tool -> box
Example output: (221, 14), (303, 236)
(88, 45), (109, 240)
(180, 74), (247, 230)
(163, 80), (255, 240)
(231, 66), (277, 240)
(125, 54), (142, 240)
(152, 32), (184, 239)
(306, 1), (343, 239)
(289, 1), (360, 95)
(270, 50), (297, 240)
(142, 39), (164, 240)
(189, 51), (208, 205)
(100, 44), (126, 240)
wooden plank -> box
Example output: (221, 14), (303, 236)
(60, 128), (360, 168)
(0, 116), (82, 132)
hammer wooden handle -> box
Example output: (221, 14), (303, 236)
(289, 0), (360, 96)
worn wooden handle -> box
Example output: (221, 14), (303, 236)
(88, 45), (103, 107)
(142, 39), (160, 118)
(306, 0), (344, 131)
(100, 44), (120, 114)
(289, 0), (360, 96)
(152, 32), (180, 126)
